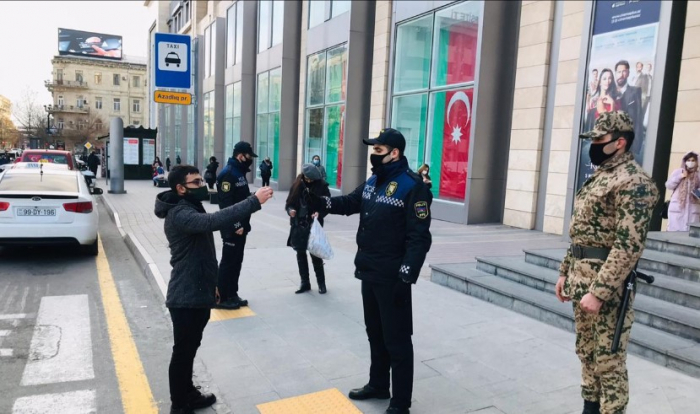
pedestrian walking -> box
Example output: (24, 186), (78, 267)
(665, 151), (700, 231)
(286, 163), (331, 294)
(176, 154), (182, 165)
(154, 165), (273, 414)
(215, 141), (258, 309)
(166, 156), (172, 172)
(312, 154), (327, 181)
(309, 128), (432, 414)
(87, 150), (100, 177)
(416, 164), (432, 189)
(259, 157), (273, 187)
(554, 111), (658, 414)
(204, 157), (219, 190)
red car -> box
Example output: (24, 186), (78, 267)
(18, 150), (75, 170)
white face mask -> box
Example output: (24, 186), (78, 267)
(421, 170), (428, 176)
(687, 161), (697, 169)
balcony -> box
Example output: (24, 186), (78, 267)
(47, 105), (90, 114)
(45, 79), (89, 92)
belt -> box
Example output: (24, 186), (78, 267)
(569, 244), (611, 261)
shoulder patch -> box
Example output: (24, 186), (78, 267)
(386, 181), (398, 197)
(221, 182), (231, 192)
(414, 201), (429, 219)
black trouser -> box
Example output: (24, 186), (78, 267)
(89, 166), (98, 177)
(218, 234), (247, 301)
(361, 280), (414, 409)
(169, 307), (210, 408)
(261, 174), (271, 187)
(296, 249), (324, 281)
(206, 179), (215, 190)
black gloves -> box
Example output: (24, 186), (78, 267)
(393, 280), (412, 306)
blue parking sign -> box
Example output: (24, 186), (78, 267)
(155, 33), (191, 89)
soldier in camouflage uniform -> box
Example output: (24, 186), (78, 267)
(554, 111), (659, 414)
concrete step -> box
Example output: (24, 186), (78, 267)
(691, 223), (700, 239)
(646, 231), (700, 259)
(477, 256), (700, 342)
(431, 263), (700, 378)
(525, 248), (700, 284)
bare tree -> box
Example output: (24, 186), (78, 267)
(12, 87), (47, 139)
(0, 117), (19, 148)
(60, 111), (106, 151)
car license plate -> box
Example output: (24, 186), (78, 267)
(17, 208), (56, 217)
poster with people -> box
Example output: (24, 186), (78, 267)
(575, 0), (661, 191)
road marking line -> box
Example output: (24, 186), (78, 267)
(0, 314), (29, 320)
(210, 307), (256, 322)
(0, 348), (13, 357)
(257, 388), (362, 414)
(12, 389), (96, 414)
(20, 295), (94, 386)
(96, 236), (157, 414)
(0, 330), (10, 336)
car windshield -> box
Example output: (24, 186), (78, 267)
(24, 154), (68, 164)
(0, 173), (78, 192)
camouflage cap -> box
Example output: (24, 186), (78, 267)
(579, 110), (634, 140)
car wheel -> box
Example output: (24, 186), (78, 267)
(84, 237), (98, 256)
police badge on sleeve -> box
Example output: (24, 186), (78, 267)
(414, 201), (429, 219)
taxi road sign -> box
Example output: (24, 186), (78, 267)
(154, 91), (192, 105)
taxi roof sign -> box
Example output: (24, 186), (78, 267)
(154, 90), (192, 105)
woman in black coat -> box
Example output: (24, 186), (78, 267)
(285, 163), (331, 294)
(204, 157), (219, 189)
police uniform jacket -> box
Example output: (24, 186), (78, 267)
(322, 157), (432, 284)
(217, 157), (253, 238)
(560, 151), (659, 302)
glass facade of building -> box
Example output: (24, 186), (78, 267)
(256, 68), (281, 180)
(225, 82), (242, 158)
(203, 91), (215, 166)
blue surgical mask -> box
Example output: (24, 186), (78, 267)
(313, 159), (320, 166)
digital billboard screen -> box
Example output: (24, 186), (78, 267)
(58, 28), (122, 60)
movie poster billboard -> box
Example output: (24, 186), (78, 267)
(58, 28), (123, 60)
(575, 0), (661, 191)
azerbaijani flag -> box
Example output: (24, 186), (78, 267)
(429, 18), (478, 201)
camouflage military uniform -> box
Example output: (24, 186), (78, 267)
(559, 111), (659, 414)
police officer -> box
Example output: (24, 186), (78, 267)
(216, 141), (258, 309)
(554, 111), (658, 414)
(312, 128), (432, 414)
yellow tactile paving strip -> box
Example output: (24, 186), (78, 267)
(257, 388), (362, 414)
(210, 307), (256, 322)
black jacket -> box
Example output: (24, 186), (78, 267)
(216, 157), (253, 237)
(320, 157), (432, 284)
(205, 161), (219, 182)
(87, 153), (100, 169)
(154, 191), (261, 308)
(285, 179), (331, 250)
(260, 161), (273, 177)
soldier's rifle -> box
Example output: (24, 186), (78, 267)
(611, 269), (654, 353)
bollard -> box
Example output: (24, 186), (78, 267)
(108, 117), (126, 194)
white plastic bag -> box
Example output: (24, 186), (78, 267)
(307, 218), (334, 260)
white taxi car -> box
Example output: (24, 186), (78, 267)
(0, 163), (103, 255)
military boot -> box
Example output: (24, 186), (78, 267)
(312, 258), (327, 294)
(582, 400), (600, 414)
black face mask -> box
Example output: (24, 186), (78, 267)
(588, 138), (620, 166)
(370, 148), (394, 173)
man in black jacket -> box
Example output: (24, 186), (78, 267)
(155, 165), (273, 414)
(216, 141), (258, 309)
(312, 128), (432, 414)
(87, 150), (100, 177)
(259, 157), (273, 187)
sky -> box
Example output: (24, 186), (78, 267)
(0, 1), (154, 116)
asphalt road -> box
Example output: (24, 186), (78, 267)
(0, 203), (173, 413)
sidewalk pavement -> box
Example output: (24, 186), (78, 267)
(100, 179), (700, 414)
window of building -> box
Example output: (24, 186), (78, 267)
(133, 120), (140, 126)
(390, 1), (480, 202)
(186, 104), (194, 165)
(95, 119), (103, 130)
(164, 105), (171, 158)
(309, 0), (351, 28)
(174, 107), (182, 160)
(226, 3), (236, 68)
(56, 69), (63, 82)
(204, 22), (216, 78)
(203, 92), (215, 166)
(94, 72), (102, 85)
(133, 100), (141, 113)
(304, 44), (347, 189)
(76, 96), (84, 108)
(95, 97), (102, 110)
(75, 70), (83, 83)
(256, 68), (281, 180)
(57, 119), (64, 129)
(57, 95), (64, 106)
(225, 81), (242, 157)
(184, 0), (191, 25)
(258, 1), (284, 52)
(113, 74), (120, 86)
(235, 2), (243, 64)
(113, 98), (121, 112)
(77, 120), (86, 131)
(133, 76), (140, 88)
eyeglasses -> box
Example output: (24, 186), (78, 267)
(184, 179), (205, 186)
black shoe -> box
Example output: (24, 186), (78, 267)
(187, 391), (216, 409)
(318, 284), (327, 294)
(231, 295), (248, 307)
(386, 407), (410, 414)
(295, 282), (311, 294)
(348, 384), (391, 400)
(214, 300), (240, 310)
(170, 407), (194, 414)
(582, 400), (600, 414)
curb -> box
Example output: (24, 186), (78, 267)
(98, 195), (168, 298)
